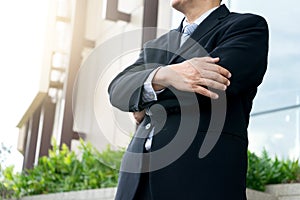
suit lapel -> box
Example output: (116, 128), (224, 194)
(168, 5), (230, 64)
(166, 22), (182, 62)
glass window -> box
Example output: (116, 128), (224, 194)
(170, 1), (300, 159)
(230, 0), (300, 159)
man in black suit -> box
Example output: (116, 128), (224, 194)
(108, 0), (269, 199)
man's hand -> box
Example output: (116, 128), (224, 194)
(152, 57), (231, 99)
(133, 110), (145, 125)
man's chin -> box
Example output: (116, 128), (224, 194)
(170, 0), (181, 10)
(171, 0), (187, 14)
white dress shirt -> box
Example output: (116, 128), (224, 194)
(142, 6), (219, 150)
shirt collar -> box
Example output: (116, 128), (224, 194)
(182, 6), (220, 28)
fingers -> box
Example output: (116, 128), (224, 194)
(190, 57), (231, 85)
(193, 86), (219, 99)
(200, 70), (230, 87)
(203, 57), (220, 64)
(188, 57), (231, 98)
(197, 78), (227, 91)
(133, 110), (145, 125)
(214, 64), (231, 79)
(191, 57), (232, 79)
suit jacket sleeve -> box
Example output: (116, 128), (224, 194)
(108, 49), (158, 112)
(209, 15), (269, 96)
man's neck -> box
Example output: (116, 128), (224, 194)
(184, 2), (221, 23)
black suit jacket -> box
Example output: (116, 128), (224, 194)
(108, 5), (268, 200)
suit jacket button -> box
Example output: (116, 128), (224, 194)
(145, 123), (151, 130)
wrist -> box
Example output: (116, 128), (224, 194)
(152, 67), (170, 91)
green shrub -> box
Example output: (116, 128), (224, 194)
(0, 165), (14, 199)
(2, 140), (300, 198)
(1, 139), (124, 198)
(247, 149), (300, 191)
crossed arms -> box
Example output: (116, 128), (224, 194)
(108, 14), (269, 122)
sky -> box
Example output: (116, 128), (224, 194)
(0, 0), (299, 170)
(0, 0), (49, 170)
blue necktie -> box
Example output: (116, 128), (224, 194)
(180, 23), (198, 46)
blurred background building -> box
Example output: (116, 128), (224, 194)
(12, 0), (300, 170)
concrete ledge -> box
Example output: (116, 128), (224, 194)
(20, 188), (117, 200)
(247, 188), (278, 200)
(266, 183), (300, 196)
(277, 197), (300, 200)
(266, 184), (300, 200)
(17, 185), (300, 200)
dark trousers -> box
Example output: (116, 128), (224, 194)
(133, 137), (153, 200)
(133, 172), (152, 200)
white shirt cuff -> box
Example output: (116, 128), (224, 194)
(142, 67), (165, 102)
